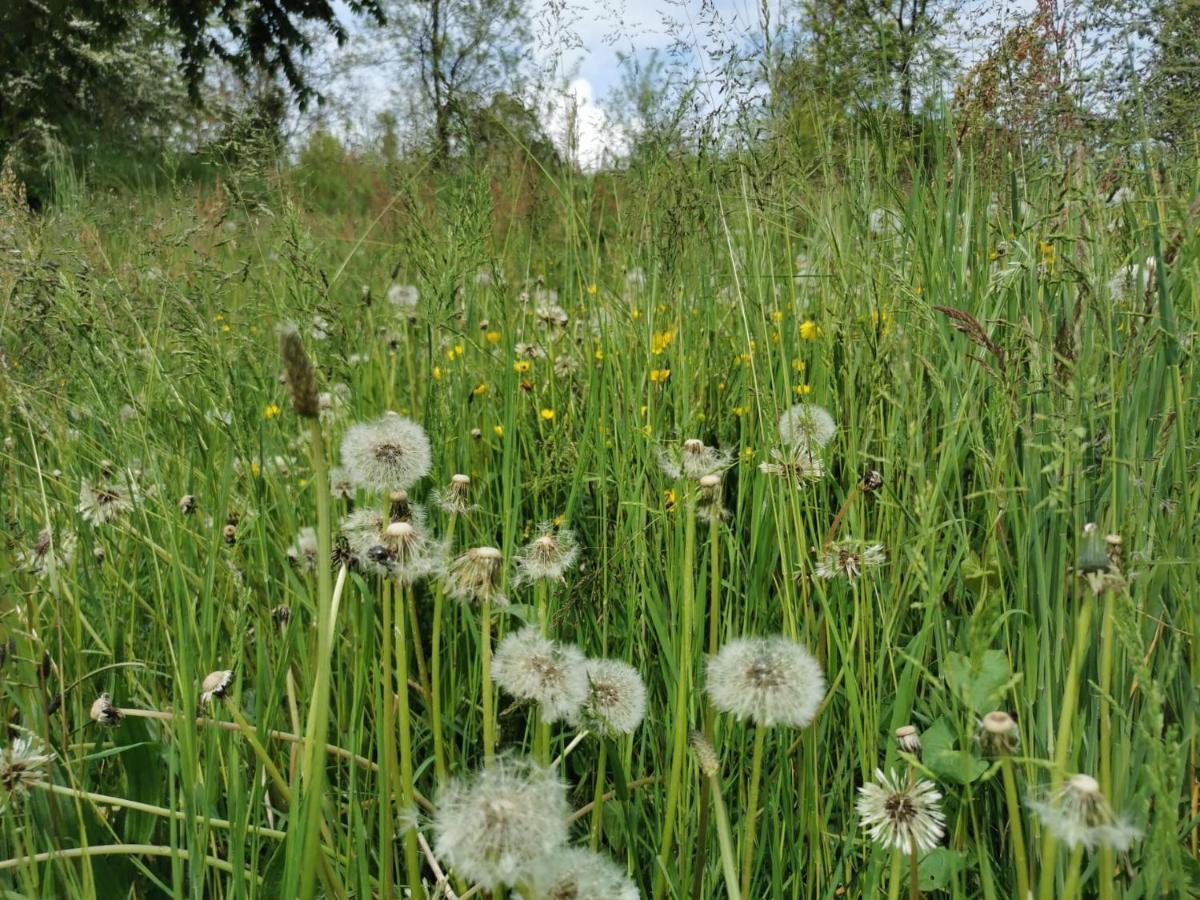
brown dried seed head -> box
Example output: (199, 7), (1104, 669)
(688, 730), (721, 777)
(896, 724), (922, 755)
(278, 323), (320, 418)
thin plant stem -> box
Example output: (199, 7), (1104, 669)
(481, 598), (495, 763)
(1061, 845), (1086, 899)
(380, 577), (396, 899)
(1098, 587), (1118, 900)
(909, 836), (920, 900)
(705, 768), (742, 900)
(739, 724), (767, 899)
(888, 849), (903, 900)
(1000, 757), (1031, 900)
(692, 511), (722, 900)
(0, 844), (257, 880)
(397, 584), (424, 899)
(431, 513), (458, 785)
(589, 739), (608, 850)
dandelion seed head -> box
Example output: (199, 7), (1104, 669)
(572, 658), (646, 736)
(514, 522), (580, 585)
(857, 769), (945, 854)
(895, 725), (922, 756)
(706, 636), (826, 728)
(287, 527), (319, 571)
(77, 479), (135, 526)
(444, 546), (507, 606)
(19, 528), (75, 578)
(1028, 774), (1141, 851)
(340, 413), (432, 493)
(432, 473), (479, 515)
(1, 735), (53, 807)
(433, 757), (569, 890)
(814, 540), (886, 580)
(778, 403), (836, 451)
(341, 508), (443, 583)
(521, 846), (638, 900)
(179, 494), (197, 515)
(329, 466), (355, 501)
(387, 283), (419, 309)
(978, 711), (1019, 755)
(759, 445), (825, 484)
(492, 627), (588, 723)
(657, 439), (731, 481)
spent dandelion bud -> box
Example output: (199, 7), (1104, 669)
(697, 474), (729, 523)
(657, 439), (732, 481)
(200, 670), (233, 706)
(19, 528), (75, 578)
(89, 692), (122, 727)
(688, 730), (721, 778)
(706, 636), (826, 728)
(433, 473), (478, 515)
(978, 711), (1020, 755)
(287, 526), (319, 571)
(1028, 774), (1140, 851)
(857, 768), (945, 854)
(1078, 523), (1111, 575)
(432, 757), (569, 890)
(340, 413), (432, 493)
(444, 546), (507, 606)
(860, 469), (884, 493)
(179, 494), (197, 515)
(340, 508), (442, 583)
(492, 626), (588, 723)
(1, 735), (53, 805)
(514, 521), (580, 585)
(77, 479), (135, 526)
(572, 658), (647, 736)
(759, 445), (824, 484)
(222, 522), (237, 545)
(778, 403), (836, 451)
(329, 467), (355, 501)
(278, 323), (320, 418)
(521, 846), (639, 900)
(272, 604), (292, 630)
(813, 540), (886, 580)
(895, 725), (922, 756)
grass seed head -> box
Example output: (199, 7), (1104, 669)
(277, 323), (319, 418)
(706, 636), (826, 728)
(688, 731), (721, 778)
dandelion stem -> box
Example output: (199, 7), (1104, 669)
(888, 848), (903, 900)
(589, 739), (608, 850)
(431, 513), (458, 784)
(739, 723), (767, 898)
(535, 579), (551, 764)
(654, 490), (698, 900)
(692, 510), (723, 900)
(1061, 845), (1086, 899)
(552, 729), (589, 767)
(481, 597), (495, 763)
(702, 763), (742, 900)
(1098, 586), (1118, 900)
(380, 578), (397, 899)
(397, 584), (424, 899)
(909, 835), (920, 900)
(999, 757), (1031, 900)
(1039, 590), (1095, 900)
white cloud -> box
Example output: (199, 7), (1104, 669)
(542, 77), (629, 170)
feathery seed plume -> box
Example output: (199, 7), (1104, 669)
(778, 403), (836, 451)
(1, 735), (53, 809)
(89, 692), (122, 726)
(444, 546), (507, 606)
(857, 768), (945, 853)
(340, 413), (432, 493)
(706, 636), (826, 728)
(571, 658), (646, 736)
(520, 846), (639, 900)
(433, 473), (478, 515)
(814, 540), (886, 580)
(492, 626), (588, 723)
(1028, 774), (1140, 851)
(978, 711), (1020, 755)
(514, 522), (580, 585)
(200, 670), (233, 706)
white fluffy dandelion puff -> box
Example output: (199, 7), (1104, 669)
(514, 522), (580, 585)
(857, 769), (945, 854)
(492, 626), (588, 723)
(572, 658), (646, 736)
(814, 540), (886, 580)
(340, 508), (443, 583)
(77, 479), (135, 525)
(433, 756), (569, 890)
(758, 445), (825, 484)
(1, 735), (53, 808)
(705, 636), (826, 728)
(443, 546), (507, 606)
(778, 403), (836, 451)
(340, 413), (432, 493)
(19, 528), (76, 577)
(329, 466), (355, 501)
(387, 283), (419, 310)
(1027, 774), (1141, 852)
(520, 846), (639, 900)
(657, 438), (733, 481)
(200, 670), (233, 706)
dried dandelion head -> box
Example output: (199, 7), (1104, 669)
(705, 636), (826, 728)
(514, 522), (580, 585)
(432, 473), (478, 515)
(492, 626), (588, 723)
(857, 769), (945, 854)
(697, 474), (729, 523)
(340, 507), (443, 583)
(200, 670), (233, 706)
(572, 658), (647, 736)
(1028, 774), (1140, 851)
(340, 413), (432, 493)
(179, 494), (197, 515)
(1, 735), (53, 808)
(813, 540), (886, 580)
(520, 846), (639, 900)
(18, 528), (76, 578)
(895, 725), (922, 756)
(89, 692), (122, 727)
(778, 403), (836, 451)
(432, 756), (569, 890)
(978, 711), (1020, 755)
(657, 439), (732, 481)
(77, 478), (135, 526)
(444, 546), (507, 606)
(329, 467), (355, 501)
(287, 527), (319, 572)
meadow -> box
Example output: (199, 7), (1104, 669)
(0, 136), (1197, 899)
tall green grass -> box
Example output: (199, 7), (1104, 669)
(0, 126), (1197, 898)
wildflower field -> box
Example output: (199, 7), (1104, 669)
(1, 141), (1197, 899)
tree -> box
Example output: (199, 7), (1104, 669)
(1142, 0), (1200, 150)
(371, 0), (530, 161)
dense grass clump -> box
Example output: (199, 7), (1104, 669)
(1, 136), (1197, 899)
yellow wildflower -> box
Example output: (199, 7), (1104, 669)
(263, 403), (281, 420)
(742, 446), (756, 459)
(493, 425), (504, 438)
(433, 366), (443, 380)
(799, 320), (821, 341)
(651, 330), (675, 355)
(771, 310), (784, 323)
(792, 358), (806, 372)
(472, 382), (488, 397)
(664, 488), (677, 512)
(594, 349), (605, 362)
(514, 360), (532, 374)
(587, 282), (598, 295)
(650, 368), (671, 383)
(794, 383), (813, 395)
(540, 408), (555, 421)
(733, 405), (749, 417)
(485, 331), (501, 344)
